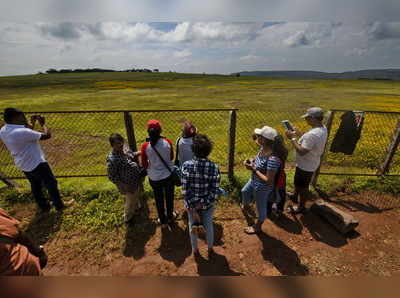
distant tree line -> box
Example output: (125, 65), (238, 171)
(41, 68), (159, 74)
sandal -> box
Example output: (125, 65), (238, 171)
(244, 226), (261, 234)
(287, 205), (306, 214)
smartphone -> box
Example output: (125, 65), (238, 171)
(281, 120), (294, 131)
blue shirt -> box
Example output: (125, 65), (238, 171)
(252, 151), (282, 191)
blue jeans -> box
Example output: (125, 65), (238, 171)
(187, 206), (214, 251)
(241, 179), (273, 222)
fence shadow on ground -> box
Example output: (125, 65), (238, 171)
(315, 188), (400, 213)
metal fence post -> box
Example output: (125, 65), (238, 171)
(378, 119), (400, 175)
(227, 110), (237, 181)
(124, 112), (137, 152)
(311, 110), (336, 188)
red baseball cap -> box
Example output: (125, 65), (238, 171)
(147, 119), (162, 130)
(182, 122), (197, 137)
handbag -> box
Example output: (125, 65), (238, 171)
(266, 155), (285, 204)
(151, 142), (182, 187)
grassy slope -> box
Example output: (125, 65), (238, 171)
(0, 72), (399, 111)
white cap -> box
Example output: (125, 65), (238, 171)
(254, 126), (278, 141)
(301, 107), (324, 118)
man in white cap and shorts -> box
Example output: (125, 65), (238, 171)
(285, 107), (327, 214)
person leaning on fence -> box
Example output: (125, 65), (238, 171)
(0, 108), (73, 213)
(181, 134), (221, 258)
(106, 133), (145, 224)
(285, 107), (328, 214)
(174, 122), (197, 167)
(0, 208), (48, 276)
(140, 120), (177, 229)
(241, 126), (288, 234)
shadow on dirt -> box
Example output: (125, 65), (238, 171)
(195, 251), (243, 276)
(257, 231), (309, 276)
(24, 210), (63, 246)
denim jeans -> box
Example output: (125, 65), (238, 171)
(241, 179), (273, 222)
(23, 162), (64, 211)
(187, 205), (214, 251)
(149, 175), (175, 224)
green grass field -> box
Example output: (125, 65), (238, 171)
(1, 72), (399, 112)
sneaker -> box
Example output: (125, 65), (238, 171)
(191, 225), (200, 235)
(287, 205), (306, 214)
(197, 224), (205, 234)
(124, 215), (135, 225)
(55, 199), (75, 212)
(287, 193), (298, 204)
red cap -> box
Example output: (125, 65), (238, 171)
(182, 122), (197, 137)
(147, 119), (161, 130)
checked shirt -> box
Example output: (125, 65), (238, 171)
(181, 157), (221, 210)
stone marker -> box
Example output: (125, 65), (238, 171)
(310, 199), (359, 234)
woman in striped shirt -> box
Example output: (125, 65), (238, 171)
(241, 126), (288, 234)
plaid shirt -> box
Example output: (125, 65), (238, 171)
(181, 157), (220, 210)
(106, 149), (142, 190)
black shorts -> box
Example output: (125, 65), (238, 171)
(294, 167), (314, 189)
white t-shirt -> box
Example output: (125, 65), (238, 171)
(141, 138), (174, 181)
(0, 124), (46, 172)
(296, 126), (328, 172)
(177, 137), (194, 166)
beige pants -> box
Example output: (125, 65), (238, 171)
(124, 187), (141, 222)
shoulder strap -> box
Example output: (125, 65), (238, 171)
(151, 141), (173, 173)
(175, 137), (181, 163)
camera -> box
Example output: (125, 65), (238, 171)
(245, 158), (253, 164)
(281, 120), (294, 131)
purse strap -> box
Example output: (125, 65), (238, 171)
(151, 140), (173, 173)
(174, 137), (181, 166)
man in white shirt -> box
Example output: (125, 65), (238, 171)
(285, 107), (328, 214)
(0, 108), (72, 213)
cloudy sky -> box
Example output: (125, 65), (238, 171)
(1, 0), (400, 76)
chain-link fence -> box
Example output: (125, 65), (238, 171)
(321, 110), (400, 176)
(0, 108), (399, 181)
(236, 106), (310, 171)
(0, 109), (233, 179)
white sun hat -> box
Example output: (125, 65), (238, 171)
(254, 126), (278, 141)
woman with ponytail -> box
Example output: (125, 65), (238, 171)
(241, 126), (288, 234)
(140, 120), (176, 229)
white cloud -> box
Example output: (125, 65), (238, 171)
(1, 21), (400, 76)
(173, 49), (192, 58)
(367, 22), (400, 40)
